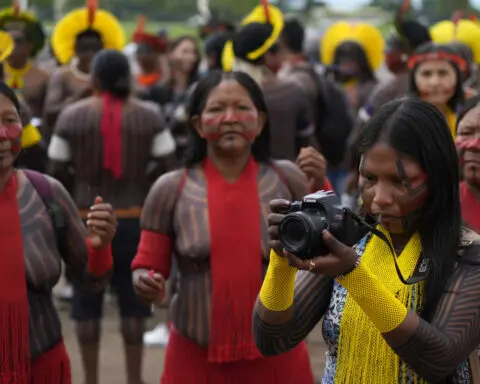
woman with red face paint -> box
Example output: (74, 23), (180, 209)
(131, 70), (319, 383)
(254, 98), (480, 382)
(457, 95), (480, 233)
(408, 42), (465, 139)
(0, 81), (117, 383)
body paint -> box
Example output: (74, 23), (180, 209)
(201, 112), (258, 142)
(0, 123), (22, 153)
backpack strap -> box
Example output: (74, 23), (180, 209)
(23, 170), (68, 255)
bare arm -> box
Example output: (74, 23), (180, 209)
(49, 176), (112, 289)
(253, 161), (333, 355)
(384, 240), (480, 381)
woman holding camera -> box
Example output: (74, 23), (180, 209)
(254, 97), (480, 382)
(131, 70), (327, 383)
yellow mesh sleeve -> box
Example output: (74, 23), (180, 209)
(259, 249), (297, 311)
(338, 262), (408, 333)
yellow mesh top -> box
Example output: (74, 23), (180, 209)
(321, 21), (385, 71)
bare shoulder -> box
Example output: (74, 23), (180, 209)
(131, 97), (163, 116)
(30, 65), (50, 81)
(458, 227), (480, 263)
(147, 169), (186, 200)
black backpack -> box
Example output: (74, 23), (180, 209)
(292, 66), (354, 167)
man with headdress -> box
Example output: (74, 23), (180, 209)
(132, 16), (169, 97)
(0, 29), (46, 171)
(222, 1), (317, 163)
(0, 1), (49, 128)
(42, 0), (125, 143)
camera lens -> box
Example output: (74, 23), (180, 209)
(278, 211), (329, 259)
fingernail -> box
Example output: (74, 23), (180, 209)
(148, 270), (154, 277)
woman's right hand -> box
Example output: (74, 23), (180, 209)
(267, 199), (291, 256)
(132, 269), (166, 305)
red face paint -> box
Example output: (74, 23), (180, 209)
(419, 88), (455, 98)
(0, 123), (22, 154)
(456, 137), (480, 152)
(200, 110), (259, 143)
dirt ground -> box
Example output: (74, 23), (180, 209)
(58, 297), (328, 384)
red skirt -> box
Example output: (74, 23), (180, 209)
(31, 340), (71, 384)
(161, 328), (314, 384)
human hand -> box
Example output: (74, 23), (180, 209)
(296, 146), (327, 192)
(267, 199), (292, 256)
(283, 230), (358, 278)
(86, 196), (117, 249)
(132, 269), (166, 305)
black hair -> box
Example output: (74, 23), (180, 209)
(457, 94), (480, 128)
(357, 97), (461, 321)
(0, 81), (20, 114)
(280, 18), (304, 53)
(333, 41), (376, 82)
(185, 70), (270, 166)
(169, 35), (201, 86)
(91, 49), (131, 99)
(75, 29), (103, 44)
(204, 31), (233, 70)
(0, 62), (4, 81)
(232, 23), (273, 65)
(409, 42), (464, 111)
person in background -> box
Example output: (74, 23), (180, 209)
(132, 16), (169, 97)
(222, 1), (317, 162)
(43, 0), (125, 144)
(0, 29), (46, 172)
(145, 35), (200, 162)
(429, 18), (480, 99)
(320, 21), (383, 196)
(204, 31), (234, 72)
(48, 49), (176, 384)
(0, 80), (116, 383)
(254, 98), (480, 383)
(345, 4), (432, 205)
(456, 95), (480, 233)
(132, 70), (322, 383)
(0, 2), (49, 128)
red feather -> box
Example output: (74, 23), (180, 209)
(260, 0), (270, 24)
(470, 14), (478, 22)
(136, 15), (146, 34)
(12, 0), (19, 17)
(87, 0), (97, 26)
(399, 0), (411, 20)
(451, 9), (464, 25)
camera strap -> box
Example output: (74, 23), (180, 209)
(347, 210), (430, 285)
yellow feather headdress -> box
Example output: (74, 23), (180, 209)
(51, 0), (126, 65)
(0, 30), (14, 63)
(430, 19), (480, 64)
(321, 21), (385, 71)
(222, 0), (284, 72)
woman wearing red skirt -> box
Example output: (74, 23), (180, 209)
(131, 63), (330, 382)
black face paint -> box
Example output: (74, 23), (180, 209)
(395, 159), (429, 231)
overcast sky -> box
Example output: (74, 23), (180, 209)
(325, 0), (479, 11)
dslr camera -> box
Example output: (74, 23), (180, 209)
(278, 191), (370, 260)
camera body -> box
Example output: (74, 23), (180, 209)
(278, 191), (369, 260)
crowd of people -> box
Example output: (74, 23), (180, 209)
(0, 0), (480, 382)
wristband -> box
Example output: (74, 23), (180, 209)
(259, 249), (297, 311)
(337, 261), (408, 333)
(86, 238), (113, 275)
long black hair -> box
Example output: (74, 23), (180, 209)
(91, 49), (131, 99)
(185, 70), (270, 166)
(409, 42), (465, 111)
(357, 97), (461, 321)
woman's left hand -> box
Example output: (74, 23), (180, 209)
(86, 196), (117, 249)
(283, 230), (358, 278)
(296, 146), (327, 191)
